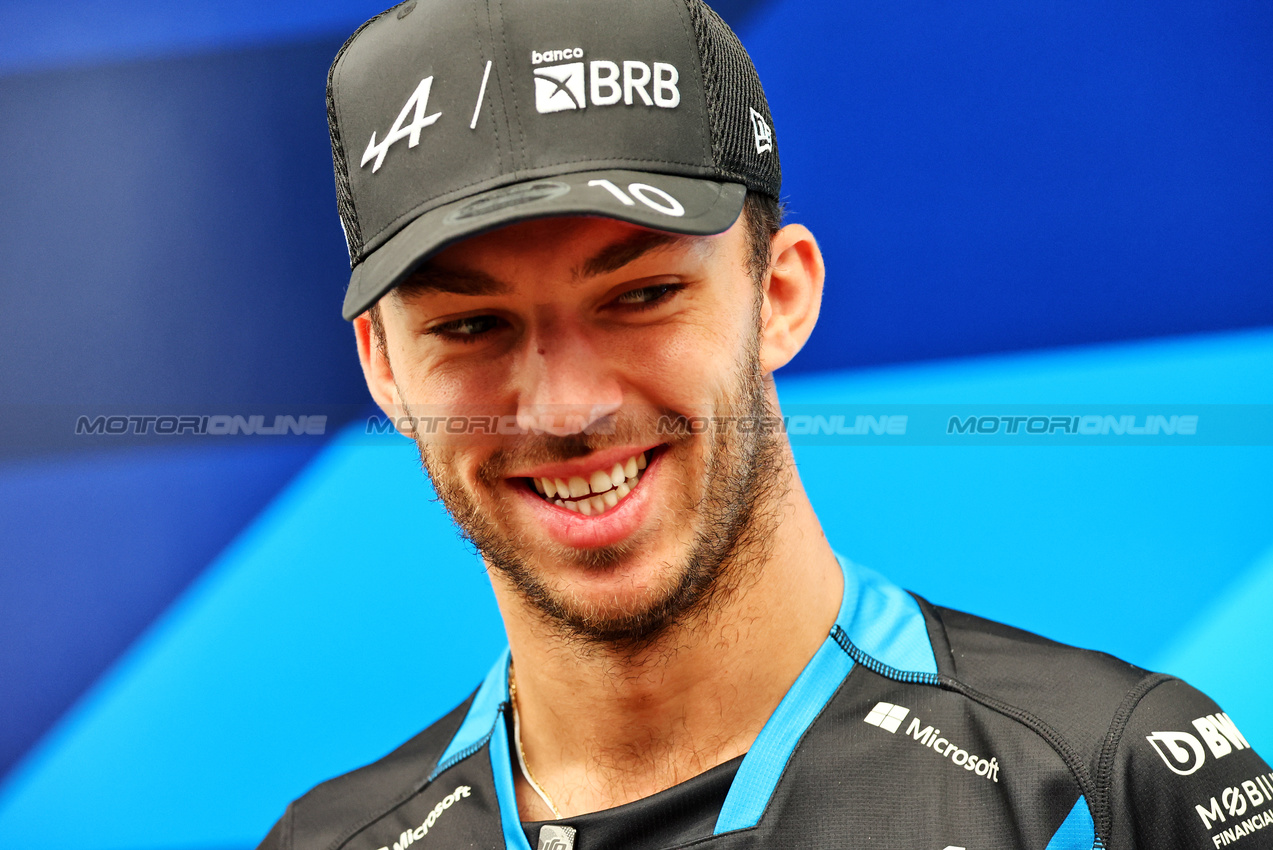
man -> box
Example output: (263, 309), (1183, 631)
(259, 1), (1271, 848)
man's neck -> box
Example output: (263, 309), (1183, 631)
(495, 457), (844, 820)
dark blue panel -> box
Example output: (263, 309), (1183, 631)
(0, 443), (320, 779)
(0, 0), (767, 76)
(0, 0), (389, 75)
(0, 37), (367, 459)
(746, 0), (1273, 372)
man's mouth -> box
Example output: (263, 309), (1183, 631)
(524, 449), (655, 517)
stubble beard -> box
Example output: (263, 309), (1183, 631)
(408, 344), (786, 653)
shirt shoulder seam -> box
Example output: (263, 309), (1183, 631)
(1088, 671), (1177, 846)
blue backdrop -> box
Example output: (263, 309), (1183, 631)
(0, 1), (1269, 847)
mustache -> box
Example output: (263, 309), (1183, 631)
(470, 410), (697, 485)
(411, 390), (774, 486)
(476, 414), (672, 480)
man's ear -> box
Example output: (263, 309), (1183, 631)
(758, 223), (825, 374)
(353, 309), (407, 428)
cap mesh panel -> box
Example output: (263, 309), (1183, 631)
(327, 9), (395, 267)
(683, 0), (781, 200)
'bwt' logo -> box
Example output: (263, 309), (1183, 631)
(532, 49), (680, 114)
(1146, 713), (1250, 776)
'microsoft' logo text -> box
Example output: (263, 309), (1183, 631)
(864, 702), (1001, 782)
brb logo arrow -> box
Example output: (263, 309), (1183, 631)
(361, 76), (442, 173)
(534, 63), (586, 113)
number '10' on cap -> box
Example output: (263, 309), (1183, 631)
(327, 0), (781, 320)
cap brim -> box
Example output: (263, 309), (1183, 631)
(342, 169), (746, 320)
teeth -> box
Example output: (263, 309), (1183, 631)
(533, 450), (653, 515)
(589, 469), (613, 495)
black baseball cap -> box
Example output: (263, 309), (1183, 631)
(328, 0), (781, 321)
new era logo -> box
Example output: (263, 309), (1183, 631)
(864, 701), (910, 733)
(534, 63), (586, 113)
(749, 106), (773, 155)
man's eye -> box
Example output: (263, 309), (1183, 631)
(614, 284), (683, 309)
(429, 315), (504, 341)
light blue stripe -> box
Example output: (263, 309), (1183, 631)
(713, 554), (941, 832)
(713, 637), (855, 833)
(488, 710), (534, 850)
(433, 649), (531, 850)
(433, 648), (510, 777)
(1045, 796), (1096, 850)
(837, 556), (938, 676)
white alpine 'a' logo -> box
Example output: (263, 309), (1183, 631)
(362, 76), (442, 173)
(749, 107), (773, 154)
(534, 63), (587, 113)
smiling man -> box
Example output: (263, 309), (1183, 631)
(258, 2), (1270, 849)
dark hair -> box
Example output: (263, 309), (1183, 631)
(366, 191), (784, 353)
(741, 190), (785, 287)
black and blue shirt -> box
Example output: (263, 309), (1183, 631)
(258, 557), (1272, 850)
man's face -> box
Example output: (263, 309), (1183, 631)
(370, 214), (784, 646)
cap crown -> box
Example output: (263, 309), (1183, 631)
(327, 0), (780, 268)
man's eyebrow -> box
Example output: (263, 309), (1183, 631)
(576, 230), (692, 279)
(394, 265), (510, 301)
(393, 230), (696, 302)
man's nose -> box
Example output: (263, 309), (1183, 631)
(514, 325), (622, 437)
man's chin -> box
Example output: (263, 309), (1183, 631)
(488, 544), (726, 647)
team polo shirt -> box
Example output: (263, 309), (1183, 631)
(257, 557), (1273, 850)
(520, 753), (743, 849)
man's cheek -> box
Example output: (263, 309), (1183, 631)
(623, 326), (711, 383)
